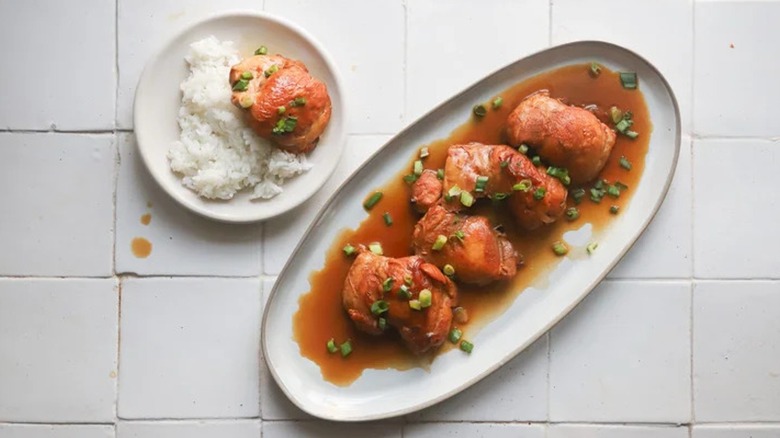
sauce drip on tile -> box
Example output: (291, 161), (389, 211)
(140, 213), (152, 225)
(293, 64), (652, 386)
(131, 237), (152, 258)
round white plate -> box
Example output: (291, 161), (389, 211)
(134, 11), (347, 223)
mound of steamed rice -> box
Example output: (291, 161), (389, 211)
(168, 36), (311, 200)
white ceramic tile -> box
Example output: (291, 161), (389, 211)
(262, 421), (400, 438)
(116, 420), (260, 438)
(693, 139), (780, 279)
(694, 1), (780, 136)
(552, 0), (693, 133)
(405, 0), (550, 122)
(609, 137), (692, 279)
(0, 133), (115, 277)
(0, 0), (115, 130)
(0, 425), (114, 438)
(549, 425), (688, 438)
(116, 0), (259, 128)
(263, 135), (390, 274)
(0, 279), (118, 422)
(118, 277), (261, 419)
(404, 423), (545, 438)
(693, 280), (780, 422)
(115, 133), (262, 276)
(693, 425), (780, 438)
(265, 0), (405, 134)
(549, 280), (691, 422)
(409, 336), (547, 422)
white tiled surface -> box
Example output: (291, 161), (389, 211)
(2, 0), (780, 433)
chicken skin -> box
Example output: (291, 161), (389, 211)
(230, 54), (332, 154)
(342, 250), (458, 355)
(505, 90), (616, 184)
(410, 169), (443, 213)
(443, 143), (567, 230)
(412, 204), (519, 285)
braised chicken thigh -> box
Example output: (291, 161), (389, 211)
(410, 169), (443, 212)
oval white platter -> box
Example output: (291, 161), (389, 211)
(262, 41), (681, 421)
(134, 11), (347, 223)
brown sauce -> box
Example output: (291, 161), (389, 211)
(140, 213), (152, 225)
(131, 237), (152, 258)
(293, 64), (651, 386)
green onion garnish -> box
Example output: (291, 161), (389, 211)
(292, 97), (307, 106)
(378, 317), (387, 330)
(473, 104), (487, 118)
(383, 212), (393, 226)
(619, 156), (632, 170)
(340, 340), (352, 357)
(343, 244), (356, 256)
(447, 185), (462, 198)
(475, 176), (489, 193)
(547, 166), (571, 186)
(586, 242), (599, 254)
(615, 118), (632, 133)
(368, 242), (383, 255)
(610, 205), (620, 214)
(403, 174), (418, 184)
(572, 188), (585, 204)
(264, 64), (279, 77)
(625, 130), (639, 139)
(420, 147), (429, 158)
(589, 62), (601, 78)
(615, 181), (629, 191)
(532, 156), (541, 166)
(432, 234), (448, 251)
(232, 79), (249, 91)
(460, 340), (474, 354)
(398, 285), (412, 299)
(513, 180), (532, 192)
(254, 46), (268, 55)
(409, 299), (422, 311)
(492, 192), (508, 201)
(419, 289), (432, 308)
(436, 169), (445, 180)
(240, 71), (253, 80)
(370, 300), (389, 315)
(620, 72), (638, 89)
(239, 95), (254, 108)
(382, 277), (394, 292)
(449, 328), (463, 343)
(277, 106), (286, 115)
(453, 307), (468, 323)
(590, 188), (604, 203)
(607, 185), (620, 198)
(518, 144), (529, 155)
(565, 207), (579, 221)
(610, 106), (623, 124)
(492, 96), (503, 109)
(272, 116), (297, 135)
(413, 160), (424, 176)
(443, 264), (455, 276)
(326, 338), (338, 353)
(552, 241), (568, 256)
(499, 160), (509, 168)
(533, 187), (546, 200)
(594, 180), (605, 190)
(404, 275), (413, 285)
(363, 191), (383, 210)
(452, 230), (465, 242)
(460, 191), (475, 207)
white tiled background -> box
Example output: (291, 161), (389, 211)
(0, 0), (778, 437)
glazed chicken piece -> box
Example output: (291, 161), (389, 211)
(443, 143), (567, 230)
(343, 250), (458, 355)
(412, 204), (519, 285)
(410, 169), (443, 213)
(230, 54), (332, 154)
(505, 90), (616, 184)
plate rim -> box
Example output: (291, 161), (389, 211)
(133, 9), (348, 223)
(262, 39), (682, 421)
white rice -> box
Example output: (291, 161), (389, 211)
(168, 36), (312, 200)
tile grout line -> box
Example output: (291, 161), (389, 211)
(689, 281), (695, 427)
(548, 0), (553, 46)
(113, 0), (120, 427)
(401, 0), (409, 129)
(546, 331), (552, 424)
(689, 3), (696, 430)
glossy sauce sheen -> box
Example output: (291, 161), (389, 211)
(293, 64), (651, 386)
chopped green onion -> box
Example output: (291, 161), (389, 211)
(368, 242), (383, 255)
(518, 144), (529, 155)
(586, 242), (599, 254)
(272, 116), (297, 135)
(340, 340), (352, 357)
(292, 97), (307, 106)
(449, 328), (463, 343)
(404, 275), (413, 286)
(240, 71), (253, 80)
(623, 111), (633, 121)
(398, 285), (412, 299)
(277, 106), (286, 114)
(413, 160), (424, 176)
(615, 181), (629, 191)
(620, 72), (638, 89)
(625, 130), (639, 139)
(619, 156), (633, 170)
(615, 118), (633, 133)
(382, 277), (394, 292)
(383, 212), (393, 226)
(420, 147), (429, 158)
(326, 338), (338, 353)
(343, 244), (356, 256)
(513, 179), (532, 192)
(590, 188), (605, 203)
(475, 176), (489, 193)
(492, 96), (503, 109)
(453, 307), (468, 323)
(443, 264), (455, 276)
(499, 160), (509, 168)
(363, 191), (383, 210)
(403, 174), (418, 184)
(409, 299), (422, 311)
(532, 156), (541, 166)
(533, 187), (546, 200)
(607, 185), (621, 198)
(447, 185), (462, 198)
(594, 180), (605, 190)
(460, 340), (474, 353)
(378, 317), (387, 330)
(610, 106), (623, 124)
(492, 192), (508, 201)
(565, 207), (580, 221)
(370, 300), (389, 315)
(589, 62), (602, 77)
(239, 95), (255, 108)
(419, 289), (432, 308)
(264, 64), (279, 77)
(254, 46), (268, 55)
(452, 230), (465, 242)
(547, 166), (571, 186)
(552, 241), (569, 256)
(572, 188), (586, 204)
(460, 191), (475, 207)
(432, 234), (448, 251)
(436, 169), (445, 180)
(610, 205), (620, 214)
(232, 79), (249, 91)
(473, 104), (487, 118)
